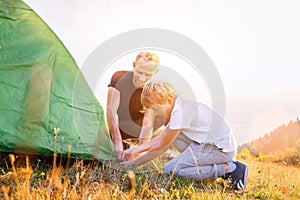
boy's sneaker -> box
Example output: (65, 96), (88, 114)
(224, 161), (248, 190)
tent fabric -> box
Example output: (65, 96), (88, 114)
(0, 0), (116, 160)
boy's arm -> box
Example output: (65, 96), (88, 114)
(106, 87), (123, 159)
(121, 128), (181, 167)
(124, 133), (162, 158)
(122, 145), (170, 167)
(139, 109), (155, 145)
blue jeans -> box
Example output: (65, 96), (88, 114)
(164, 142), (236, 181)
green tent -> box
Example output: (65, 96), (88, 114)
(0, 0), (115, 160)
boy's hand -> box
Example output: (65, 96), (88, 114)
(121, 149), (133, 161)
(120, 160), (136, 169)
(121, 148), (139, 161)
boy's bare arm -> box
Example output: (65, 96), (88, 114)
(106, 87), (123, 159)
(122, 145), (170, 167)
(121, 128), (181, 166)
(123, 133), (162, 159)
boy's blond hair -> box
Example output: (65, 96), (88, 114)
(134, 52), (160, 67)
(141, 79), (178, 109)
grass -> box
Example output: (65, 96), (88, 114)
(0, 152), (300, 200)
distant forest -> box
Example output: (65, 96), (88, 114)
(238, 118), (300, 156)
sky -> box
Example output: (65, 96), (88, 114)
(23, 0), (300, 144)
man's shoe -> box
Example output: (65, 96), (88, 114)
(224, 161), (248, 190)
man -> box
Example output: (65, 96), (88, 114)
(106, 52), (163, 159)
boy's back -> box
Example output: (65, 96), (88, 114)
(169, 97), (237, 153)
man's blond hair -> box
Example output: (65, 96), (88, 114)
(135, 52), (160, 67)
(141, 79), (178, 109)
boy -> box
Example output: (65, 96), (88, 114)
(121, 79), (248, 190)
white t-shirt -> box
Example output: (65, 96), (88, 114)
(168, 97), (237, 152)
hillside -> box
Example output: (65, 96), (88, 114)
(239, 118), (300, 155)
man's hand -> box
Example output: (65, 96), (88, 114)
(114, 145), (124, 160)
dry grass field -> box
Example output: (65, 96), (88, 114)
(0, 152), (299, 200)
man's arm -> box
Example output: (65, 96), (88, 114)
(106, 86), (123, 159)
(139, 109), (155, 145)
